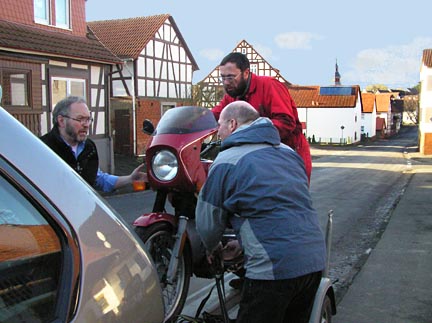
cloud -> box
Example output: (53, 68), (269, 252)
(274, 32), (323, 50)
(344, 37), (432, 87)
(199, 48), (225, 61)
(252, 43), (273, 60)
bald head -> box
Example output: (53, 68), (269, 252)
(218, 101), (259, 140)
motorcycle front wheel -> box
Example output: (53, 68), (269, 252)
(135, 223), (192, 323)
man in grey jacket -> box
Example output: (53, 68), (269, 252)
(196, 101), (326, 323)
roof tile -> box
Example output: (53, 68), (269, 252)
(361, 92), (375, 113)
(423, 49), (432, 68)
(88, 15), (170, 59)
(289, 85), (358, 108)
(0, 19), (121, 64)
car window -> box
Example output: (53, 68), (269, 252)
(0, 175), (62, 323)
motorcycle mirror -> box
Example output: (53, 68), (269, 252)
(142, 119), (155, 135)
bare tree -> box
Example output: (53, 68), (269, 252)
(403, 95), (419, 124)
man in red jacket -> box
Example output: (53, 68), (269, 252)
(212, 52), (312, 183)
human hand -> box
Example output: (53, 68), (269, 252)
(206, 242), (223, 265)
(222, 240), (242, 261)
(130, 164), (147, 182)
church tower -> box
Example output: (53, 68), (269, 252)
(335, 59), (341, 86)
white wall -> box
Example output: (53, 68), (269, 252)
(298, 95), (362, 144)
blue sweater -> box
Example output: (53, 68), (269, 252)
(196, 117), (326, 280)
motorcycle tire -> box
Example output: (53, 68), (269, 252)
(320, 294), (333, 323)
(135, 223), (192, 323)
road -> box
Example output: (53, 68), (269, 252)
(104, 125), (419, 318)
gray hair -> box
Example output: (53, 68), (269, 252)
(222, 101), (259, 126)
(52, 96), (87, 125)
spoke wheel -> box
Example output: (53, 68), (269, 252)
(135, 223), (192, 322)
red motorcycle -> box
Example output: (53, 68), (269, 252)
(133, 106), (240, 322)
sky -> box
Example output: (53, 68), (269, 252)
(86, 0), (432, 90)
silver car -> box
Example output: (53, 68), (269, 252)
(0, 105), (165, 323)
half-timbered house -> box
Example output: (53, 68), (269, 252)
(375, 93), (402, 137)
(0, 0), (121, 172)
(195, 39), (292, 108)
(88, 15), (199, 156)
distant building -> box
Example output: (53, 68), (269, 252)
(334, 60), (341, 86)
(360, 92), (377, 139)
(419, 49), (432, 155)
(289, 85), (362, 144)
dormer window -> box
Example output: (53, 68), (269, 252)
(55, 0), (70, 29)
(34, 0), (70, 29)
(34, 0), (50, 25)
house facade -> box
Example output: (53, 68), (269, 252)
(360, 92), (377, 140)
(289, 85), (363, 145)
(419, 49), (432, 154)
(0, 0), (120, 171)
(375, 93), (403, 138)
(88, 15), (198, 156)
(195, 39), (292, 108)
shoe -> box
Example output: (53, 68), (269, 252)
(229, 277), (244, 290)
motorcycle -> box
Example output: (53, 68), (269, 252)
(133, 106), (337, 323)
(133, 106), (239, 322)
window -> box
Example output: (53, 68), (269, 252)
(161, 103), (176, 116)
(51, 77), (86, 107)
(34, 0), (50, 24)
(55, 0), (70, 28)
(0, 175), (62, 322)
(0, 69), (30, 107)
(34, 0), (70, 28)
(250, 64), (258, 74)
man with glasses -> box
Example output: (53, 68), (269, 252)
(213, 52), (311, 183)
(41, 96), (145, 193)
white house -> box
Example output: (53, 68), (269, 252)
(289, 85), (363, 145)
(360, 92), (377, 139)
(419, 49), (432, 154)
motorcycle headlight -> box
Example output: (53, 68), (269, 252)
(152, 150), (178, 181)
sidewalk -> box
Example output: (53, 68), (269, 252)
(334, 155), (432, 323)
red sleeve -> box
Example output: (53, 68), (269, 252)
(263, 79), (300, 142)
(211, 95), (234, 121)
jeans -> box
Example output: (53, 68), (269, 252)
(236, 271), (322, 323)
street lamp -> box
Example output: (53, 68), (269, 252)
(341, 125), (345, 144)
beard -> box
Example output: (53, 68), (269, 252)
(65, 122), (88, 144)
(224, 76), (248, 98)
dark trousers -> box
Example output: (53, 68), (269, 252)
(236, 271), (322, 323)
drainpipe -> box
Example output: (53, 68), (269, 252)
(122, 58), (137, 156)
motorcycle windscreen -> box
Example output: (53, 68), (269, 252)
(155, 106), (218, 135)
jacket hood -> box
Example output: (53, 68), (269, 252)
(221, 117), (281, 151)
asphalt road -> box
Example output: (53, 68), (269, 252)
(104, 125), (419, 318)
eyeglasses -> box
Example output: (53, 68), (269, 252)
(62, 115), (93, 124)
(219, 73), (241, 82)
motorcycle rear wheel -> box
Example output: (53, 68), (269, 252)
(135, 223), (192, 322)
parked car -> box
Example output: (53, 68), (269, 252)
(0, 104), (165, 323)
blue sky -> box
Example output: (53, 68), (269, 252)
(86, 0), (431, 90)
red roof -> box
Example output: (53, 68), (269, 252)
(423, 49), (432, 68)
(361, 92), (375, 113)
(375, 93), (394, 113)
(0, 19), (121, 64)
(88, 15), (198, 70)
(288, 85), (358, 108)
